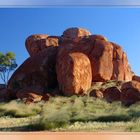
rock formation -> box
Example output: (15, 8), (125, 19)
(2, 27), (136, 103)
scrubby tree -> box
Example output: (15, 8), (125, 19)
(0, 52), (17, 85)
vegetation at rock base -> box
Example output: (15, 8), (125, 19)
(0, 96), (140, 131)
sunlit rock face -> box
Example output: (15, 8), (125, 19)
(25, 34), (59, 57)
(56, 52), (92, 96)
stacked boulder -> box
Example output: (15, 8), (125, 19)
(121, 78), (140, 105)
(5, 27), (137, 103)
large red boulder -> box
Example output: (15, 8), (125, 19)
(103, 86), (121, 102)
(109, 42), (133, 81)
(59, 28), (91, 49)
(62, 27), (91, 42)
(122, 52), (134, 81)
(56, 52), (92, 96)
(111, 42), (125, 80)
(121, 81), (140, 105)
(8, 47), (58, 94)
(89, 39), (113, 81)
(59, 34), (107, 54)
(25, 34), (59, 56)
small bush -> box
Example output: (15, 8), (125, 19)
(126, 119), (140, 132)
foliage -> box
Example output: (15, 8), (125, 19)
(0, 52), (17, 85)
(1, 96), (140, 131)
(0, 100), (42, 117)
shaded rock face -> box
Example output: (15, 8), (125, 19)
(132, 75), (140, 82)
(89, 40), (113, 81)
(56, 52), (92, 96)
(0, 84), (6, 90)
(41, 93), (50, 101)
(103, 87), (121, 102)
(8, 47), (58, 94)
(111, 42), (125, 80)
(122, 53), (134, 81)
(0, 88), (9, 101)
(16, 88), (43, 103)
(25, 34), (59, 56)
(0, 88), (15, 101)
(121, 81), (140, 105)
(111, 42), (133, 81)
(89, 89), (103, 98)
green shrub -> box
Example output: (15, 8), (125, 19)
(0, 100), (42, 117)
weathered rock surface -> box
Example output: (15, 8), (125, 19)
(89, 89), (103, 98)
(89, 39), (114, 81)
(16, 88), (43, 103)
(121, 81), (140, 105)
(132, 75), (140, 82)
(42, 93), (51, 101)
(122, 53), (134, 81)
(56, 52), (92, 96)
(25, 34), (59, 56)
(62, 27), (91, 42)
(89, 34), (108, 42)
(8, 47), (58, 93)
(111, 42), (133, 81)
(111, 42), (125, 80)
(103, 86), (121, 102)
(0, 88), (15, 101)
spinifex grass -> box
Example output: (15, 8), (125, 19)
(0, 95), (140, 131)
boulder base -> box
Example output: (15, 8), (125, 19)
(16, 88), (43, 103)
(103, 87), (121, 102)
(121, 81), (140, 105)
